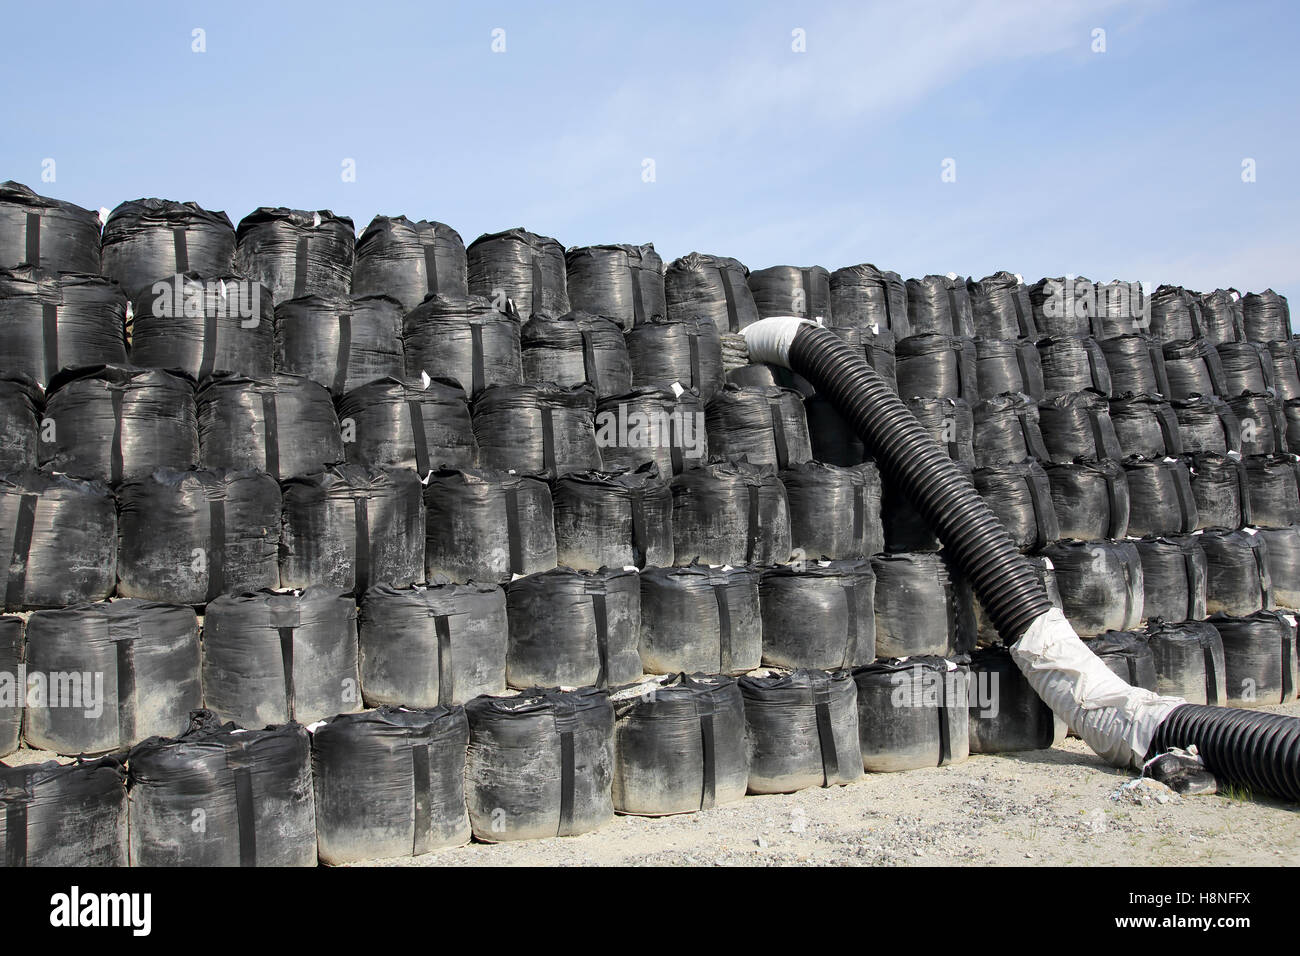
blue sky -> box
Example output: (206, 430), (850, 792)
(2, 0), (1297, 319)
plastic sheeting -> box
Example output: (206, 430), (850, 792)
(1122, 457), (1198, 537)
(552, 465), (673, 570)
(905, 275), (975, 337)
(1242, 454), (1300, 528)
(202, 588), (360, 728)
(1083, 630), (1159, 691)
(1217, 341), (1274, 396)
(235, 207), (355, 303)
(1029, 277), (1099, 339)
(472, 382), (601, 478)
(828, 263), (910, 338)
(565, 243), (666, 331)
(670, 459), (791, 566)
(1197, 289), (1246, 345)
(1257, 526), (1300, 610)
(853, 657), (969, 771)
(904, 395), (973, 464)
(1172, 395), (1240, 455)
(782, 460), (883, 560)
(704, 383), (812, 470)
(1134, 534), (1208, 624)
(0, 756), (127, 867)
(739, 669), (862, 793)
(1209, 610), (1298, 705)
(967, 271), (1036, 340)
(0, 268), (128, 388)
(274, 293), (405, 396)
(1040, 540), (1144, 638)
(1243, 290), (1291, 345)
(0, 180), (102, 275)
(100, 198), (236, 299)
(402, 293), (523, 398)
(1037, 390), (1123, 463)
(872, 551), (975, 657)
(467, 228), (570, 319)
(131, 273), (275, 381)
(1162, 338), (1226, 400)
(0, 372), (40, 474)
(1043, 457), (1130, 540)
(1108, 395), (1183, 459)
(972, 337), (1045, 400)
(1200, 529), (1274, 616)
(338, 376), (477, 474)
(1144, 620), (1226, 706)
(311, 705), (471, 864)
(352, 215), (468, 311)
(972, 393), (1049, 468)
(759, 560), (876, 670)
(1148, 285), (1204, 344)
(625, 311), (724, 402)
(23, 600), (200, 755)
(637, 564), (761, 675)
(1098, 335), (1169, 399)
(127, 712), (316, 866)
(1037, 335), (1111, 398)
(1187, 452), (1251, 530)
(664, 252), (759, 335)
(747, 265), (831, 322)
(1227, 392), (1286, 455)
(520, 311), (631, 399)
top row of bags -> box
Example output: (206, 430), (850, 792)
(1, 182), (1292, 345)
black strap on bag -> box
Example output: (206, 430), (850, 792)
(852, 482), (865, 549)
(407, 399), (430, 477)
(687, 330), (701, 391)
(936, 666), (952, 766)
(744, 483), (760, 565)
(206, 498), (226, 603)
(801, 268), (816, 319)
(260, 391), (280, 479)
(41, 304), (58, 386)
(945, 284), (962, 336)
(424, 243), (439, 295)
(173, 228), (189, 273)
(952, 338), (967, 400)
(1281, 625), (1295, 703)
(353, 496), (371, 594)
(628, 487), (647, 568)
(1011, 288), (1031, 339)
(768, 397), (791, 470)
(1233, 457), (1253, 527)
(1084, 341), (1107, 394)
(710, 575), (734, 674)
(1202, 639), (1221, 706)
(1170, 464), (1196, 534)
(109, 388), (125, 485)
(840, 576), (860, 669)
(588, 582), (610, 688)
(293, 235), (310, 298)
(1119, 557), (1135, 630)
(1151, 344), (1171, 399)
(1025, 470), (1054, 551)
(812, 676), (840, 788)
(1103, 468), (1125, 540)
(4, 494), (38, 609)
(668, 408), (684, 474)
(1249, 536), (1273, 611)
(1021, 412), (1050, 463)
(1204, 346), (1227, 399)
(580, 329), (599, 394)
(1087, 408), (1112, 460)
(114, 626), (138, 750)
(552, 695), (578, 836)
(629, 261), (645, 327)
(540, 405), (557, 476)
(25, 213), (40, 267)
(696, 689), (717, 811)
(410, 733), (433, 855)
(530, 256), (546, 317)
(227, 750), (257, 867)
(277, 626), (296, 722)
(332, 312), (352, 395)
(1155, 404), (1182, 457)
(503, 483), (525, 575)
(1182, 547), (1206, 621)
(469, 323), (486, 397)
(434, 613), (454, 707)
(718, 267), (741, 333)
(3, 792), (27, 867)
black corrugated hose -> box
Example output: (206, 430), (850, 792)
(772, 319), (1300, 801)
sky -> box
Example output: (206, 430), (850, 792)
(2, 0), (1297, 322)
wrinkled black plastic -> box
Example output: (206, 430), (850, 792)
(131, 273), (274, 381)
(637, 565), (761, 675)
(1043, 457), (1130, 540)
(739, 668), (861, 793)
(0, 181), (102, 275)
(759, 560), (876, 670)
(669, 458), (791, 566)
(0, 755), (127, 867)
(467, 228), (570, 319)
(236, 207), (355, 304)
(782, 460), (883, 560)
(1200, 529), (1274, 616)
(853, 657), (969, 771)
(553, 464), (673, 570)
(1144, 620), (1226, 706)
(352, 216), (468, 311)
(747, 265), (831, 322)
(274, 293), (405, 396)
(705, 383), (812, 470)
(1122, 457), (1198, 537)
(872, 551), (975, 657)
(0, 269), (127, 387)
(101, 198), (236, 299)
(520, 311), (631, 399)
(1135, 534), (1208, 624)
(1040, 540), (1144, 637)
(565, 243), (665, 331)
(472, 382), (601, 478)
(401, 293), (523, 398)
(664, 253), (759, 335)
(338, 376), (477, 474)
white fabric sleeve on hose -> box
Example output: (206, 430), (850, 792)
(1010, 607), (1186, 770)
(741, 316), (816, 368)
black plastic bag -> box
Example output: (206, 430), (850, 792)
(236, 207), (355, 303)
(23, 600), (200, 755)
(625, 311), (724, 402)
(1043, 458), (1130, 540)
(1148, 285), (1204, 344)
(0, 181), (101, 275)
(895, 333), (978, 402)
(1093, 280), (1151, 340)
(0, 468), (116, 610)
(611, 674), (748, 815)
(40, 365), (198, 483)
(467, 228), (570, 318)
(1286, 398), (1300, 454)
(596, 385), (708, 475)
(274, 292), (405, 396)
(966, 645), (1066, 753)
(0, 372), (41, 474)
(637, 564), (761, 675)
(1144, 619), (1226, 705)
(853, 657), (969, 771)
(1037, 390), (1123, 463)
(422, 466), (556, 583)
(352, 215), (468, 311)
(131, 273), (274, 381)
(1134, 534), (1208, 623)
(828, 263), (910, 338)
(1209, 611), (1298, 705)
(1200, 529), (1273, 616)
(1266, 340), (1300, 400)
(202, 588), (360, 727)
(565, 243), (665, 331)
(739, 668), (861, 793)
(1171, 395), (1240, 455)
(747, 265), (831, 322)
(553, 465), (673, 570)
(280, 465), (425, 594)
(905, 275), (975, 337)
(967, 271), (1035, 340)
(473, 382), (601, 478)
(338, 376), (477, 474)
(0, 268), (127, 387)
(1187, 452), (1250, 530)
(127, 712), (315, 866)
(520, 311), (631, 399)
(1197, 289), (1245, 345)
(1040, 540), (1144, 637)
(973, 337), (1045, 400)
(972, 393), (1048, 468)
(1122, 457), (1198, 537)
(872, 551), (975, 656)
(312, 705), (471, 863)
(101, 198), (236, 299)
(759, 560), (876, 670)
(705, 383), (812, 470)
(358, 581), (507, 707)
(782, 460), (883, 560)
(1162, 338), (1226, 400)
(670, 459), (791, 566)
(1228, 392), (1287, 455)
(972, 459), (1060, 552)
(401, 293), (523, 398)
(1242, 290), (1291, 345)
(1029, 277), (1099, 339)
(0, 616), (21, 756)
(465, 686), (614, 841)
(1257, 526), (1300, 610)
(1217, 341), (1274, 396)
(664, 252), (759, 334)
(0, 756), (127, 867)
(1037, 335), (1111, 398)
(1083, 630), (1158, 690)
(1243, 454), (1300, 528)
(1099, 335), (1169, 399)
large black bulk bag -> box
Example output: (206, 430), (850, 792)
(520, 311), (631, 399)
(467, 228), (569, 319)
(973, 337), (1044, 400)
(0, 469), (116, 610)
(1082, 630), (1158, 690)
(1040, 540), (1144, 637)
(473, 382), (601, 478)
(197, 372), (343, 481)
(274, 293), (405, 396)
(401, 293), (523, 398)
(1243, 290), (1291, 345)
(1266, 340), (1300, 400)
(235, 207), (355, 303)
(611, 674), (748, 815)
(1243, 454), (1300, 528)
(101, 198), (236, 299)
(1286, 398), (1300, 454)
(203, 587), (360, 727)
(1197, 289), (1245, 345)
(872, 551), (975, 657)
(117, 468), (279, 603)
(465, 686), (614, 840)
(747, 265), (831, 322)
(23, 600), (199, 756)
(338, 376), (477, 474)
(1257, 526), (1300, 610)
(739, 669), (861, 793)
(882, 461), (975, 553)
(1122, 457), (1198, 537)
(1148, 285), (1204, 344)
(565, 243), (665, 331)
(1037, 391), (1123, 463)
(625, 311), (724, 402)
(1187, 452), (1250, 530)
(967, 270), (1035, 340)
(1144, 619), (1226, 706)
(966, 645), (1066, 753)
(552, 465), (672, 570)
(805, 393), (866, 465)
(506, 567), (640, 689)
(1093, 280), (1151, 340)
(638, 564), (761, 675)
(0, 372), (41, 474)
(972, 394), (1048, 469)
(127, 713), (315, 866)
(0, 616), (21, 757)
(352, 215), (468, 311)
(853, 658), (969, 772)
(1229, 392), (1287, 455)
(0, 269), (128, 387)
(905, 395), (974, 463)
(358, 581), (506, 707)
(828, 263), (909, 338)
(1210, 611), (1298, 706)
(1172, 395), (1240, 455)
(1162, 338), (1226, 400)
(1201, 529), (1274, 616)
(0, 181), (101, 275)
(1043, 458), (1130, 540)
(782, 460), (883, 560)
(664, 252), (759, 335)
(670, 459), (791, 566)
(280, 465), (425, 594)
(1028, 277), (1098, 339)
(1037, 335), (1111, 398)
(131, 273), (274, 381)
(422, 467), (556, 583)
(895, 333), (977, 401)
(759, 560), (876, 670)
(40, 365), (198, 483)
(973, 459), (1060, 552)
(312, 705), (471, 863)
(1099, 335), (1169, 399)
(973, 554), (1061, 647)
(1135, 534), (1208, 624)
(596, 386), (708, 475)
(905, 275), (975, 337)
(705, 383), (812, 470)
(0, 756), (127, 867)
(1217, 341), (1273, 397)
